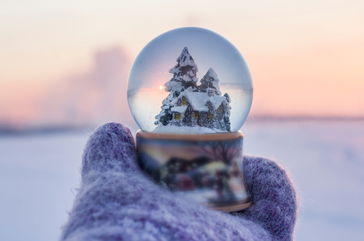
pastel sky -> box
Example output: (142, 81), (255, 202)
(1, 0), (363, 126)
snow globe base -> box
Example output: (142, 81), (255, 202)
(136, 131), (251, 212)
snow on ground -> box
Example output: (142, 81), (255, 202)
(242, 121), (364, 241)
(0, 121), (363, 241)
(0, 131), (88, 241)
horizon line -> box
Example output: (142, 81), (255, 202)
(248, 114), (364, 122)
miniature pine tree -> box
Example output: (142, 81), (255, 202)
(198, 68), (231, 131)
(155, 47), (198, 126)
(199, 68), (221, 95)
(167, 47), (198, 90)
(223, 93), (231, 131)
(154, 94), (174, 126)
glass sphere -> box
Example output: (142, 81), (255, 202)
(128, 27), (253, 133)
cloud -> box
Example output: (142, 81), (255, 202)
(41, 46), (134, 127)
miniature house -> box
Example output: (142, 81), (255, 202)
(170, 90), (230, 130)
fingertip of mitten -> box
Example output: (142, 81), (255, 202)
(82, 123), (137, 177)
(242, 156), (297, 241)
(243, 157), (295, 199)
(97, 123), (135, 145)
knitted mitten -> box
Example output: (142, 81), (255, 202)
(61, 123), (296, 241)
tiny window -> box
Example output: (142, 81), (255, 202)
(175, 113), (181, 120)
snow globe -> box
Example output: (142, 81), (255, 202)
(128, 27), (253, 212)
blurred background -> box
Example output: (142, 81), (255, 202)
(0, 1), (363, 240)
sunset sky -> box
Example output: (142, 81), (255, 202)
(1, 0), (363, 126)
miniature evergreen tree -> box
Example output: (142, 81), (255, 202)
(223, 93), (231, 132)
(199, 68), (221, 95)
(155, 47), (198, 126)
(168, 47), (198, 90)
(198, 68), (231, 131)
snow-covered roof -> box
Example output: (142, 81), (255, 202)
(171, 105), (188, 113)
(209, 95), (226, 109)
(183, 92), (209, 112)
(180, 91), (226, 112)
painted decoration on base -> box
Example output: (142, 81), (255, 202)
(136, 131), (251, 212)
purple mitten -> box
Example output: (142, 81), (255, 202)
(61, 123), (296, 241)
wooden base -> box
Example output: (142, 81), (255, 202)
(210, 201), (252, 212)
(137, 130), (243, 141)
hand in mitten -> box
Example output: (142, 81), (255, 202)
(61, 123), (296, 241)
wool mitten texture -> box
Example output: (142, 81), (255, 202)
(61, 123), (296, 241)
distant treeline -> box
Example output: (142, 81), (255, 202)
(249, 115), (364, 122)
(0, 125), (91, 136)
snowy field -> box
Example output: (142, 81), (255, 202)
(0, 121), (363, 241)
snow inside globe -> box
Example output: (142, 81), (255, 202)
(128, 27), (253, 134)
